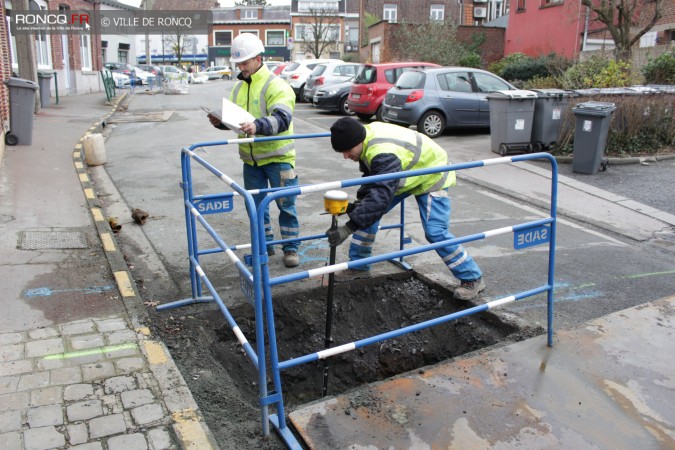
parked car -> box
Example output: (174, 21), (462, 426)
(132, 66), (153, 85)
(312, 78), (356, 115)
(135, 64), (162, 77)
(203, 66), (233, 80)
(382, 67), (516, 138)
(280, 59), (343, 101)
(110, 71), (131, 87)
(265, 62), (288, 75)
(302, 62), (363, 102)
(159, 65), (189, 83)
(104, 62), (141, 85)
(348, 62), (441, 121)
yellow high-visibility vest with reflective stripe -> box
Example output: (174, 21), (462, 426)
(230, 64), (295, 166)
(362, 122), (456, 195)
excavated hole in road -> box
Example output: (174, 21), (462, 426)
(210, 273), (536, 406)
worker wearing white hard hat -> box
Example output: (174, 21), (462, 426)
(207, 33), (301, 268)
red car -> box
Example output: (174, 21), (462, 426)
(348, 62), (441, 121)
(266, 62), (289, 76)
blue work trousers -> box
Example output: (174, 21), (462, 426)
(243, 162), (300, 252)
(349, 190), (482, 281)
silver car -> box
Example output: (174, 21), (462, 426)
(382, 67), (516, 138)
(302, 62), (362, 102)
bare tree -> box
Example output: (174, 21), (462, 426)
(299, 7), (340, 59)
(235, 0), (267, 5)
(163, 31), (193, 65)
(580, 0), (663, 61)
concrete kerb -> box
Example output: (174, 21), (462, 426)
(72, 92), (220, 450)
(553, 152), (675, 165)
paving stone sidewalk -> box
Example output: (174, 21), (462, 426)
(0, 315), (217, 450)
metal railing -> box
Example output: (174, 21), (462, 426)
(160, 133), (559, 449)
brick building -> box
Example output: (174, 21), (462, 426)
(1, 5), (10, 158)
(209, 5), (291, 66)
(358, 0), (503, 65)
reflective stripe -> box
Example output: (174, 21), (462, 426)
(447, 251), (468, 269)
(442, 246), (463, 263)
(259, 74), (276, 115)
(367, 134), (424, 190)
(353, 229), (377, 240)
(239, 142), (295, 162)
(268, 115), (280, 135)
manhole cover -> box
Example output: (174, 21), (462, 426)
(19, 231), (88, 250)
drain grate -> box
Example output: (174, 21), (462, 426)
(19, 231), (89, 250)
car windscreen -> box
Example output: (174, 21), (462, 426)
(286, 63), (300, 71)
(354, 66), (376, 84)
(395, 71), (425, 89)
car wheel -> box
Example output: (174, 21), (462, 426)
(418, 111), (445, 138)
(356, 113), (372, 121)
(296, 84), (306, 102)
(339, 96), (354, 115)
(375, 105), (389, 123)
(222, 74), (230, 80)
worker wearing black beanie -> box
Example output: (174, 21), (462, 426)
(330, 117), (367, 152)
(326, 119), (486, 301)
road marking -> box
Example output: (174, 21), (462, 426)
(91, 208), (104, 222)
(79, 173), (89, 183)
(476, 188), (628, 246)
(143, 340), (168, 365)
(623, 269), (675, 279)
(84, 188), (95, 199)
(24, 285), (115, 297)
(114, 271), (136, 297)
(44, 343), (137, 360)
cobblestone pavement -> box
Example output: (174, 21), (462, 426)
(0, 315), (216, 450)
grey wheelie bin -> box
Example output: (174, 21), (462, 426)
(487, 89), (537, 156)
(572, 101), (616, 174)
(37, 72), (53, 108)
(4, 77), (39, 146)
(531, 88), (570, 152)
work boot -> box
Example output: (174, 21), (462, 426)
(267, 245), (276, 256)
(283, 251), (300, 267)
(334, 268), (371, 282)
(454, 277), (485, 301)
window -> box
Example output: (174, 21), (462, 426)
(214, 31), (232, 46)
(295, 24), (339, 41)
(30, 0), (51, 68)
(517, 0), (526, 11)
(472, 72), (511, 93)
(118, 50), (128, 63)
(242, 9), (257, 19)
(6, 14), (18, 69)
(541, 0), (562, 5)
(298, 0), (338, 12)
(240, 30), (259, 37)
(383, 4), (397, 23)
(81, 34), (92, 71)
(266, 30), (285, 46)
(430, 5), (445, 21)
(438, 72), (472, 92)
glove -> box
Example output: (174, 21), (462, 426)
(326, 224), (353, 247)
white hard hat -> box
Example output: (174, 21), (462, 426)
(230, 34), (265, 63)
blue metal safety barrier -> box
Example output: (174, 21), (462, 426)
(159, 133), (559, 449)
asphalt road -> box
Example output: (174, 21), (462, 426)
(95, 81), (675, 449)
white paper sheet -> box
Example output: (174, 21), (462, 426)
(220, 98), (255, 133)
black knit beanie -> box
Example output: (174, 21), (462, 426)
(330, 117), (366, 152)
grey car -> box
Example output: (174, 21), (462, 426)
(382, 67), (516, 138)
(312, 78), (355, 115)
(302, 62), (362, 103)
